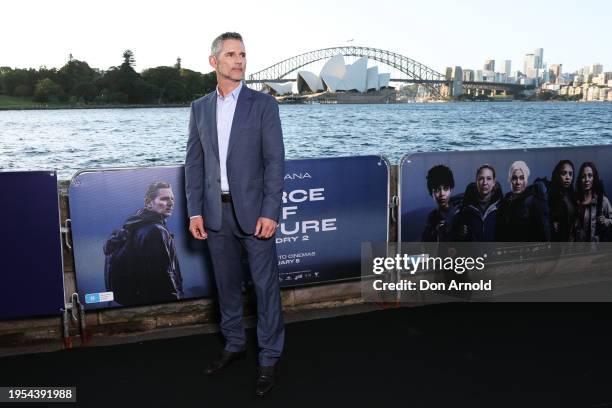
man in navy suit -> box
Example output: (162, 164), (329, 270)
(184, 32), (285, 396)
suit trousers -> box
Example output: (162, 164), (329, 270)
(206, 200), (285, 366)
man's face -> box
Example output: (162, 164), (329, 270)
(581, 166), (594, 192)
(559, 164), (573, 188)
(510, 169), (527, 194)
(146, 188), (174, 217)
(209, 39), (246, 82)
(477, 168), (495, 199)
(432, 185), (452, 210)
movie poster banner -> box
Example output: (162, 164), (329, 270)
(69, 167), (213, 310)
(69, 157), (389, 308)
(2, 171), (64, 320)
(277, 156), (389, 286)
(400, 145), (612, 242)
(387, 145), (612, 302)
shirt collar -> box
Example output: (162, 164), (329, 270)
(216, 81), (243, 101)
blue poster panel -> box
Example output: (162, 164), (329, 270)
(277, 156), (389, 286)
(69, 167), (213, 310)
(399, 145), (612, 243)
(2, 171), (64, 320)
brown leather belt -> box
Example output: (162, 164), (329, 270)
(221, 193), (232, 203)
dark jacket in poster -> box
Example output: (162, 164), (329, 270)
(496, 181), (551, 242)
(422, 195), (463, 242)
(104, 209), (183, 305)
(549, 186), (577, 242)
(453, 182), (502, 242)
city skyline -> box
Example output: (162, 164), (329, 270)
(2, 0), (610, 76)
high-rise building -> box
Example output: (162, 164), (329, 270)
(590, 64), (603, 76)
(484, 59), (495, 72)
(539, 64), (550, 84)
(445, 67), (453, 81)
(495, 72), (508, 83)
(483, 70), (495, 82)
(524, 53), (535, 77)
(451, 66), (463, 96)
(593, 72), (612, 86)
(534, 48), (544, 69)
(462, 69), (475, 82)
(580, 66), (590, 76)
(549, 64), (562, 83)
(503, 60), (511, 77)
(451, 66), (463, 81)
(559, 73), (573, 85)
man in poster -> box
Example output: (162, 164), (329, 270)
(184, 32), (285, 396)
(104, 181), (183, 306)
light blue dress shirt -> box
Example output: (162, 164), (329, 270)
(216, 82), (243, 193)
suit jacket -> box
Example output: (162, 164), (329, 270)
(184, 85), (285, 234)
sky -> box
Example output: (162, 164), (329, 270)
(2, 0), (610, 76)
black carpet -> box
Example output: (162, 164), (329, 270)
(2, 303), (612, 407)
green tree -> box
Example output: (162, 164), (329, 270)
(138, 82), (161, 103)
(0, 67), (12, 94)
(3, 68), (37, 96)
(74, 82), (98, 103)
(99, 50), (147, 103)
(142, 66), (181, 103)
(57, 59), (97, 96)
(33, 78), (64, 102)
(96, 66), (134, 103)
(123, 50), (135, 67)
(201, 71), (217, 95)
(180, 68), (207, 100)
(13, 84), (32, 97)
(164, 80), (186, 102)
(94, 66), (119, 99)
(117, 65), (144, 103)
(2, 52), (218, 104)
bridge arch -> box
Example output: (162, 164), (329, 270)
(247, 46), (445, 95)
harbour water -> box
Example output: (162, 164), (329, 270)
(1, 102), (611, 180)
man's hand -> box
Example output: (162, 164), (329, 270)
(189, 216), (208, 240)
(254, 217), (278, 239)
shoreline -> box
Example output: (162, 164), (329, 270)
(1, 99), (604, 111)
(0, 103), (191, 112)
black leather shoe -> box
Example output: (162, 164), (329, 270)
(204, 350), (246, 375)
(255, 365), (275, 396)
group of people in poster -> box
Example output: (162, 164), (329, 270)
(422, 160), (612, 243)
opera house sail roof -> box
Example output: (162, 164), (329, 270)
(297, 71), (324, 93)
(264, 82), (294, 95)
(265, 55), (392, 95)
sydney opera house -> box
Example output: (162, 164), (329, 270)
(265, 55), (391, 96)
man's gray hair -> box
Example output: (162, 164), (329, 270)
(211, 32), (243, 57)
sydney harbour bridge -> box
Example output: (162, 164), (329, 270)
(246, 46), (529, 98)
